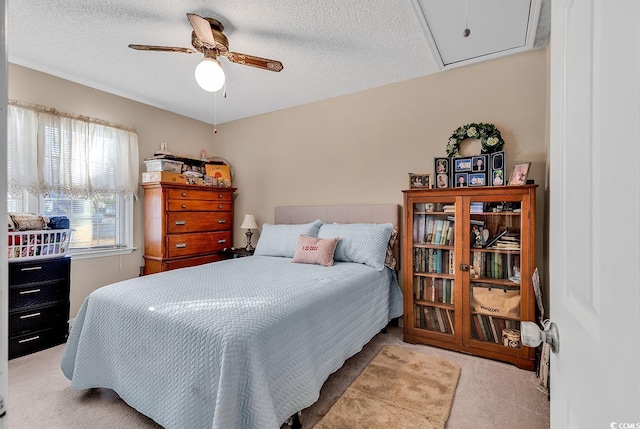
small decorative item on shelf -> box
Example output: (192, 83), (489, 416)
(508, 162), (531, 186)
(408, 173), (432, 189)
(240, 214), (259, 251)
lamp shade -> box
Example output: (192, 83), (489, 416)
(194, 57), (225, 92)
(240, 214), (258, 230)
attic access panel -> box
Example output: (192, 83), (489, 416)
(412, 0), (540, 67)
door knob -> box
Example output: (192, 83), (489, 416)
(521, 320), (559, 353)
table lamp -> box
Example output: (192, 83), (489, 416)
(240, 214), (259, 251)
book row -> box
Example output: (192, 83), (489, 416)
(470, 313), (520, 345)
(413, 248), (454, 274)
(413, 277), (455, 305)
(416, 305), (455, 335)
(471, 251), (520, 281)
(412, 215), (454, 246)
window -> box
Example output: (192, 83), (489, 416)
(7, 102), (138, 257)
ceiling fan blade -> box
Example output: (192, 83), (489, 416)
(128, 44), (197, 54)
(187, 13), (217, 50)
(224, 52), (284, 72)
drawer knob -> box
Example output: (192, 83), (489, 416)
(18, 335), (40, 344)
(218, 239), (227, 244)
(218, 219), (227, 224)
(174, 220), (186, 225)
(20, 288), (41, 295)
(218, 194), (224, 199)
(21, 266), (43, 271)
(20, 312), (41, 319)
(182, 204), (187, 209)
(218, 205), (223, 209)
(182, 192), (187, 197)
(175, 243), (187, 248)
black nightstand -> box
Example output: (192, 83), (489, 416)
(220, 248), (254, 259)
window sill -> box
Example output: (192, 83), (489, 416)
(68, 246), (137, 260)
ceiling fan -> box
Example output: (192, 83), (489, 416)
(129, 13), (284, 92)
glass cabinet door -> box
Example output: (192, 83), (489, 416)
(411, 200), (456, 336)
(468, 200), (523, 349)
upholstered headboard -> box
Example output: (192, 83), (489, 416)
(274, 204), (401, 266)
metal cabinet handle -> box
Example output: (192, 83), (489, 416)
(459, 264), (470, 272)
(20, 289), (41, 295)
(218, 239), (227, 244)
(20, 312), (41, 319)
(21, 266), (42, 271)
(181, 192), (187, 197)
(218, 219), (227, 224)
(175, 243), (187, 248)
(174, 220), (186, 225)
(18, 336), (40, 344)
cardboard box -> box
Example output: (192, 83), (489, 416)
(141, 171), (187, 184)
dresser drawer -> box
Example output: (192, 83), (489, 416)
(167, 199), (232, 212)
(166, 211), (232, 233)
(9, 257), (70, 286)
(167, 231), (232, 258)
(9, 280), (69, 310)
(9, 327), (68, 360)
(167, 189), (233, 201)
(9, 302), (69, 336)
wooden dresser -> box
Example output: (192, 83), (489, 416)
(9, 257), (70, 359)
(142, 183), (237, 275)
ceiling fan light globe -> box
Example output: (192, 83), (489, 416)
(195, 58), (226, 92)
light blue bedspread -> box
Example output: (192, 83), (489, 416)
(61, 255), (402, 429)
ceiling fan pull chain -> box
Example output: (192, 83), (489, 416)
(213, 91), (218, 134)
(463, 0), (471, 37)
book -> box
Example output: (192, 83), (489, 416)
(446, 310), (455, 335)
(485, 227), (509, 248)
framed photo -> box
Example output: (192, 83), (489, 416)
(434, 157), (449, 174)
(469, 172), (486, 187)
(454, 172), (468, 188)
(454, 157), (472, 172)
(508, 162), (531, 186)
(489, 151), (506, 186)
(409, 173), (432, 189)
(435, 173), (449, 189)
(471, 155), (487, 172)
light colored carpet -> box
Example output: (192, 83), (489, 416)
(314, 345), (460, 429)
(7, 326), (549, 428)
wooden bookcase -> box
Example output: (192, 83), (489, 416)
(402, 185), (537, 370)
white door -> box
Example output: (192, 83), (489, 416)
(549, 1), (640, 428)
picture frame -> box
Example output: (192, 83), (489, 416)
(453, 157), (472, 172)
(468, 172), (486, 187)
(454, 172), (468, 188)
(489, 151), (506, 186)
(434, 157), (449, 174)
(435, 173), (450, 189)
(508, 162), (531, 186)
(409, 173), (432, 189)
(471, 155), (487, 172)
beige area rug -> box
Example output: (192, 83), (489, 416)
(314, 344), (461, 429)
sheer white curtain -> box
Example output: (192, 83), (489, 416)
(7, 105), (139, 198)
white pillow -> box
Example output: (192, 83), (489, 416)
(254, 220), (322, 258)
(318, 223), (393, 271)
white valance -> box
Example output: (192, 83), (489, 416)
(7, 103), (139, 199)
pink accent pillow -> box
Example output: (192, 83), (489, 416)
(291, 235), (339, 267)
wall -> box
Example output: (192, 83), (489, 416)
(216, 48), (549, 284)
(8, 46), (549, 317)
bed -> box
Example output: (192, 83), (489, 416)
(61, 204), (403, 429)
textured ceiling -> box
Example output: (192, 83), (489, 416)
(8, 0), (550, 125)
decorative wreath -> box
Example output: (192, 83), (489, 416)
(446, 123), (505, 157)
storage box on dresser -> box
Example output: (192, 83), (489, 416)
(402, 185), (537, 370)
(142, 183), (237, 275)
(9, 257), (71, 359)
